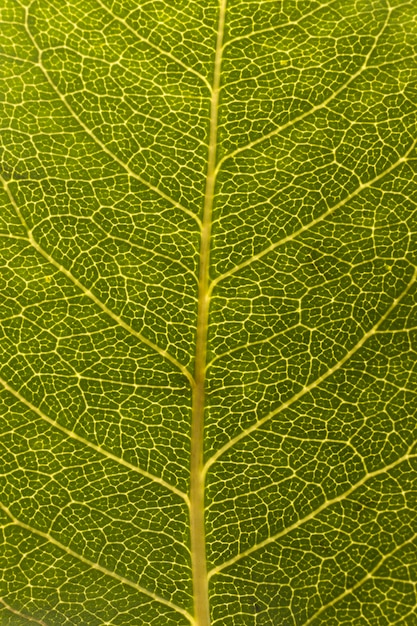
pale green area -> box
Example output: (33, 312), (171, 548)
(1, 0), (417, 624)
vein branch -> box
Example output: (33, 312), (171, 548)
(1, 176), (195, 387)
(0, 598), (48, 626)
(216, 5), (392, 171)
(210, 139), (415, 291)
(204, 266), (417, 472)
(0, 376), (190, 505)
(303, 530), (417, 625)
(222, 0), (339, 50)
(0, 502), (195, 624)
(22, 4), (202, 229)
(208, 447), (417, 577)
(95, 0), (212, 92)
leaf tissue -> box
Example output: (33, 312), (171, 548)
(1, 0), (417, 624)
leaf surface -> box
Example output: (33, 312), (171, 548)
(1, 0), (417, 624)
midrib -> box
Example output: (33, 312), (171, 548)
(190, 1), (227, 624)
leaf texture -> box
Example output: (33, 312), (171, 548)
(1, 0), (417, 624)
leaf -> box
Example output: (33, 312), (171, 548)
(1, 0), (417, 624)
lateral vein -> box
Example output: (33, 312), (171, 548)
(208, 447), (417, 577)
(95, 0), (212, 92)
(302, 530), (417, 625)
(0, 502), (195, 624)
(222, 0), (339, 50)
(204, 266), (417, 471)
(21, 3), (202, 229)
(211, 138), (417, 291)
(1, 176), (195, 387)
(0, 598), (48, 626)
(0, 376), (190, 505)
(216, 6), (392, 171)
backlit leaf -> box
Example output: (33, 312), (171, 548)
(1, 0), (417, 624)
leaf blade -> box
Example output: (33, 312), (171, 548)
(1, 0), (417, 623)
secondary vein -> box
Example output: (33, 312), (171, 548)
(1, 176), (194, 387)
(0, 376), (189, 505)
(21, 2), (202, 229)
(215, 3), (392, 171)
(208, 447), (417, 577)
(210, 138), (416, 291)
(95, 0), (212, 93)
(0, 502), (195, 624)
(0, 598), (48, 626)
(204, 266), (417, 472)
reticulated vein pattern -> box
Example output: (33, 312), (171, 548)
(1, 0), (417, 624)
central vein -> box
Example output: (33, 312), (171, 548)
(189, 1), (227, 624)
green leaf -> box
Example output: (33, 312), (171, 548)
(1, 0), (417, 624)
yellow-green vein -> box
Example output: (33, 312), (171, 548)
(190, 0), (227, 624)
